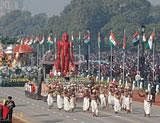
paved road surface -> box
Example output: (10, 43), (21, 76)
(0, 87), (160, 123)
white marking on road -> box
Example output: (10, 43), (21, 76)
(81, 121), (85, 123)
(114, 115), (121, 118)
(66, 115), (70, 118)
(52, 112), (56, 114)
(73, 118), (77, 121)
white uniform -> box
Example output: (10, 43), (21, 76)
(144, 94), (152, 115)
(70, 96), (75, 110)
(91, 99), (98, 116)
(57, 94), (63, 109)
(64, 96), (70, 111)
(114, 96), (121, 112)
(99, 93), (106, 108)
(83, 97), (90, 111)
(108, 92), (114, 106)
(47, 93), (53, 107)
(121, 95), (125, 109)
(124, 96), (132, 111)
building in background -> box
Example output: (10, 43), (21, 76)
(0, 0), (23, 17)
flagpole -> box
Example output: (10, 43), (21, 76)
(88, 44), (90, 75)
(123, 29), (126, 85)
(99, 43), (101, 84)
(37, 43), (39, 66)
(153, 29), (155, 83)
(153, 38), (155, 83)
(110, 45), (113, 81)
(42, 44), (44, 58)
(54, 35), (57, 59)
(78, 41), (81, 75)
(123, 50), (125, 85)
(137, 44), (140, 73)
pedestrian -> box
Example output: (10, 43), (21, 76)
(4, 96), (16, 123)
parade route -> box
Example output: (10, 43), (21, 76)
(0, 87), (160, 123)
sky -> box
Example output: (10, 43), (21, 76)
(24, 0), (71, 16)
(24, 0), (160, 16)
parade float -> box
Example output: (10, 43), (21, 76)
(0, 43), (33, 87)
(24, 32), (82, 100)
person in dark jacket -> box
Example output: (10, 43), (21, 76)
(5, 96), (16, 123)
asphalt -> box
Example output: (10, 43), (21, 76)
(0, 87), (160, 123)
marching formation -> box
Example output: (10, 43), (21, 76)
(42, 80), (153, 117)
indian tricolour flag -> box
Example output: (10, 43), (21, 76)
(109, 31), (118, 47)
(132, 32), (140, 46)
(146, 31), (155, 49)
(47, 35), (53, 45)
(71, 33), (74, 42)
(84, 30), (90, 44)
(39, 36), (45, 45)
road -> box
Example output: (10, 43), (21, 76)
(0, 87), (160, 123)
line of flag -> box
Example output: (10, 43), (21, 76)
(15, 30), (156, 51)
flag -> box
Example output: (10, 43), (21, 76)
(142, 33), (148, 49)
(78, 32), (81, 42)
(77, 32), (81, 42)
(142, 33), (146, 43)
(132, 32), (140, 46)
(54, 35), (57, 43)
(123, 29), (126, 50)
(84, 30), (90, 44)
(22, 37), (29, 45)
(33, 36), (39, 44)
(39, 36), (45, 45)
(98, 32), (101, 48)
(27, 37), (33, 45)
(71, 33), (74, 42)
(47, 35), (53, 45)
(146, 31), (155, 49)
(16, 38), (21, 43)
(108, 31), (118, 47)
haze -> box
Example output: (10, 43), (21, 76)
(24, 0), (160, 16)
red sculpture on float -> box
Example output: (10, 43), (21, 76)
(55, 32), (74, 76)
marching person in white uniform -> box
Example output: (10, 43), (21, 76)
(91, 89), (98, 116)
(47, 91), (54, 109)
(83, 88), (90, 111)
(63, 89), (70, 112)
(114, 92), (121, 113)
(56, 86), (63, 110)
(144, 91), (152, 117)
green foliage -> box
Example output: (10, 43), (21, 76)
(0, 0), (160, 50)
